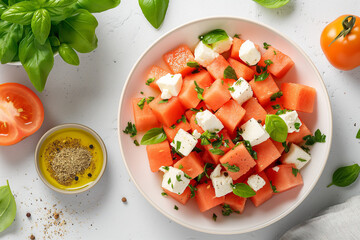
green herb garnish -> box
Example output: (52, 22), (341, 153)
(146, 78), (155, 86)
(263, 42), (271, 49)
(174, 205), (178, 210)
(123, 122), (137, 137)
(209, 148), (225, 155)
(139, 0), (169, 29)
(232, 183), (256, 198)
(253, 0), (290, 9)
(199, 29), (229, 46)
(297, 158), (307, 162)
(176, 174), (182, 182)
(137, 98), (146, 110)
(141, 127), (167, 145)
(292, 167), (299, 177)
(134, 140), (140, 146)
(0, 181), (16, 232)
(270, 181), (279, 193)
(222, 162), (240, 172)
(161, 192), (168, 196)
(265, 114), (288, 142)
(272, 104), (281, 110)
(270, 91), (283, 101)
(303, 129), (326, 145)
(189, 185), (197, 198)
(294, 122), (301, 130)
(327, 164), (360, 188)
(222, 204), (240, 216)
(223, 66), (237, 80)
(212, 213), (217, 222)
(194, 81), (204, 100)
(177, 115), (186, 124)
(158, 99), (169, 104)
(187, 61), (200, 68)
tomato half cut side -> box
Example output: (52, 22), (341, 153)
(0, 83), (44, 146)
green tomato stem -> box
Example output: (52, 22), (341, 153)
(329, 15), (356, 46)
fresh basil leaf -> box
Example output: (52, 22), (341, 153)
(253, 0), (290, 8)
(59, 9), (98, 53)
(31, 9), (51, 45)
(254, 71), (269, 82)
(59, 43), (80, 66)
(0, 0), (7, 16)
(123, 122), (137, 137)
(75, 0), (120, 13)
(0, 21), (23, 64)
(0, 181), (16, 233)
(223, 65), (237, 80)
(141, 127), (167, 145)
(270, 91), (283, 101)
(138, 0), (168, 29)
(19, 31), (54, 92)
(327, 164), (360, 188)
(48, 35), (60, 47)
(209, 148), (224, 156)
(232, 183), (256, 198)
(39, 0), (77, 22)
(265, 114), (288, 142)
(199, 29), (229, 46)
(292, 167), (299, 177)
(222, 162), (240, 172)
(1, 1), (38, 25)
(303, 129), (326, 145)
(357, 129), (360, 139)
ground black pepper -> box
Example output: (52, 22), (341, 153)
(88, 173), (92, 177)
(26, 212), (31, 218)
(30, 235), (35, 240)
(122, 197), (127, 203)
(89, 144), (94, 149)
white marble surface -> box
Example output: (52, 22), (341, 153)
(0, 0), (359, 239)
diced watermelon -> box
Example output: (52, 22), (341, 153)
(224, 193), (247, 214)
(264, 98), (284, 114)
(230, 38), (246, 61)
(215, 100), (246, 134)
(163, 180), (196, 205)
(185, 101), (208, 121)
(271, 139), (286, 154)
(146, 140), (173, 172)
(228, 58), (255, 81)
(163, 45), (196, 76)
(174, 152), (204, 179)
(206, 55), (231, 80)
(287, 121), (311, 144)
(183, 69), (214, 86)
(281, 83), (316, 113)
(163, 119), (191, 143)
(195, 182), (225, 212)
(146, 65), (170, 91)
(258, 46), (295, 78)
(253, 139), (281, 173)
(265, 164), (303, 193)
(132, 98), (159, 132)
(250, 74), (280, 106)
(241, 97), (267, 124)
(200, 149), (215, 164)
(148, 95), (185, 127)
(203, 129), (235, 164)
(203, 79), (232, 111)
(249, 172), (273, 207)
(220, 143), (256, 181)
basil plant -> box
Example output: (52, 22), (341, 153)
(0, 0), (120, 91)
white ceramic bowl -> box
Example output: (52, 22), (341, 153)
(118, 17), (333, 234)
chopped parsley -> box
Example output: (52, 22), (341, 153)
(209, 148), (225, 155)
(194, 81), (204, 100)
(294, 122), (301, 130)
(177, 115), (186, 124)
(301, 145), (311, 153)
(137, 98), (146, 110)
(223, 66), (237, 80)
(297, 158), (307, 162)
(146, 96), (155, 104)
(176, 174), (182, 182)
(273, 50), (277, 55)
(211, 134), (224, 148)
(146, 78), (155, 86)
(184, 173), (191, 179)
(272, 104), (281, 110)
(123, 122), (137, 137)
(158, 99), (169, 104)
(197, 163), (215, 182)
(292, 167), (299, 177)
(270, 91), (283, 101)
(134, 140), (140, 146)
(178, 164), (184, 169)
(174, 205), (179, 210)
(303, 129), (326, 145)
(263, 42), (271, 50)
(200, 131), (218, 146)
(254, 60), (272, 82)
(282, 142), (290, 153)
(170, 124), (176, 129)
(161, 192), (168, 196)
(162, 166), (169, 171)
(176, 141), (181, 151)
(189, 185), (197, 198)
(222, 162), (240, 172)
(193, 147), (203, 153)
(212, 213), (217, 222)
(222, 204), (240, 216)
(190, 108), (202, 112)
(187, 61), (200, 68)
(234, 34), (241, 38)
(228, 86), (235, 92)
(270, 181), (279, 193)
(168, 178), (171, 184)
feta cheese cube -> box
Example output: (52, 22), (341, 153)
(240, 118), (270, 146)
(160, 166), (190, 195)
(272, 166), (280, 172)
(239, 40), (261, 66)
(192, 130), (201, 139)
(247, 174), (266, 192)
(194, 41), (219, 67)
(278, 111), (302, 133)
(282, 144), (311, 169)
(195, 110), (224, 133)
(212, 36), (233, 54)
(210, 164), (233, 197)
(170, 129), (197, 156)
(156, 73), (183, 99)
(230, 78), (253, 105)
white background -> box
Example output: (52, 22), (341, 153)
(0, 0), (360, 239)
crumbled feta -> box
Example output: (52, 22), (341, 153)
(192, 130), (201, 139)
(239, 40), (261, 66)
(194, 41), (219, 67)
(170, 129), (197, 156)
(210, 164), (233, 197)
(160, 166), (190, 195)
(156, 73), (183, 99)
(195, 110), (224, 133)
(272, 166), (280, 172)
(240, 118), (270, 146)
(230, 78), (253, 105)
(247, 174), (266, 192)
(282, 144), (311, 169)
(212, 36), (233, 54)
(278, 111), (302, 133)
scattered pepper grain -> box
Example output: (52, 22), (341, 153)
(30, 235), (35, 240)
(26, 212), (31, 218)
(122, 197), (127, 203)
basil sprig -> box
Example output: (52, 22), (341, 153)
(327, 164), (360, 188)
(0, 181), (17, 233)
(199, 29), (229, 46)
(265, 114), (288, 142)
(253, 0), (290, 9)
(232, 183), (256, 198)
(223, 65), (237, 80)
(141, 127), (167, 145)
(138, 0), (169, 29)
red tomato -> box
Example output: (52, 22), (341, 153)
(0, 83), (44, 146)
(320, 15), (360, 71)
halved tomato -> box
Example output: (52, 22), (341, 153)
(0, 83), (44, 146)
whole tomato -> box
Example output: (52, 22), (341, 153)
(320, 15), (360, 71)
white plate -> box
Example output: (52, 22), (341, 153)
(118, 17), (333, 235)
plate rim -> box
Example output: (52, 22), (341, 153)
(117, 16), (333, 235)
